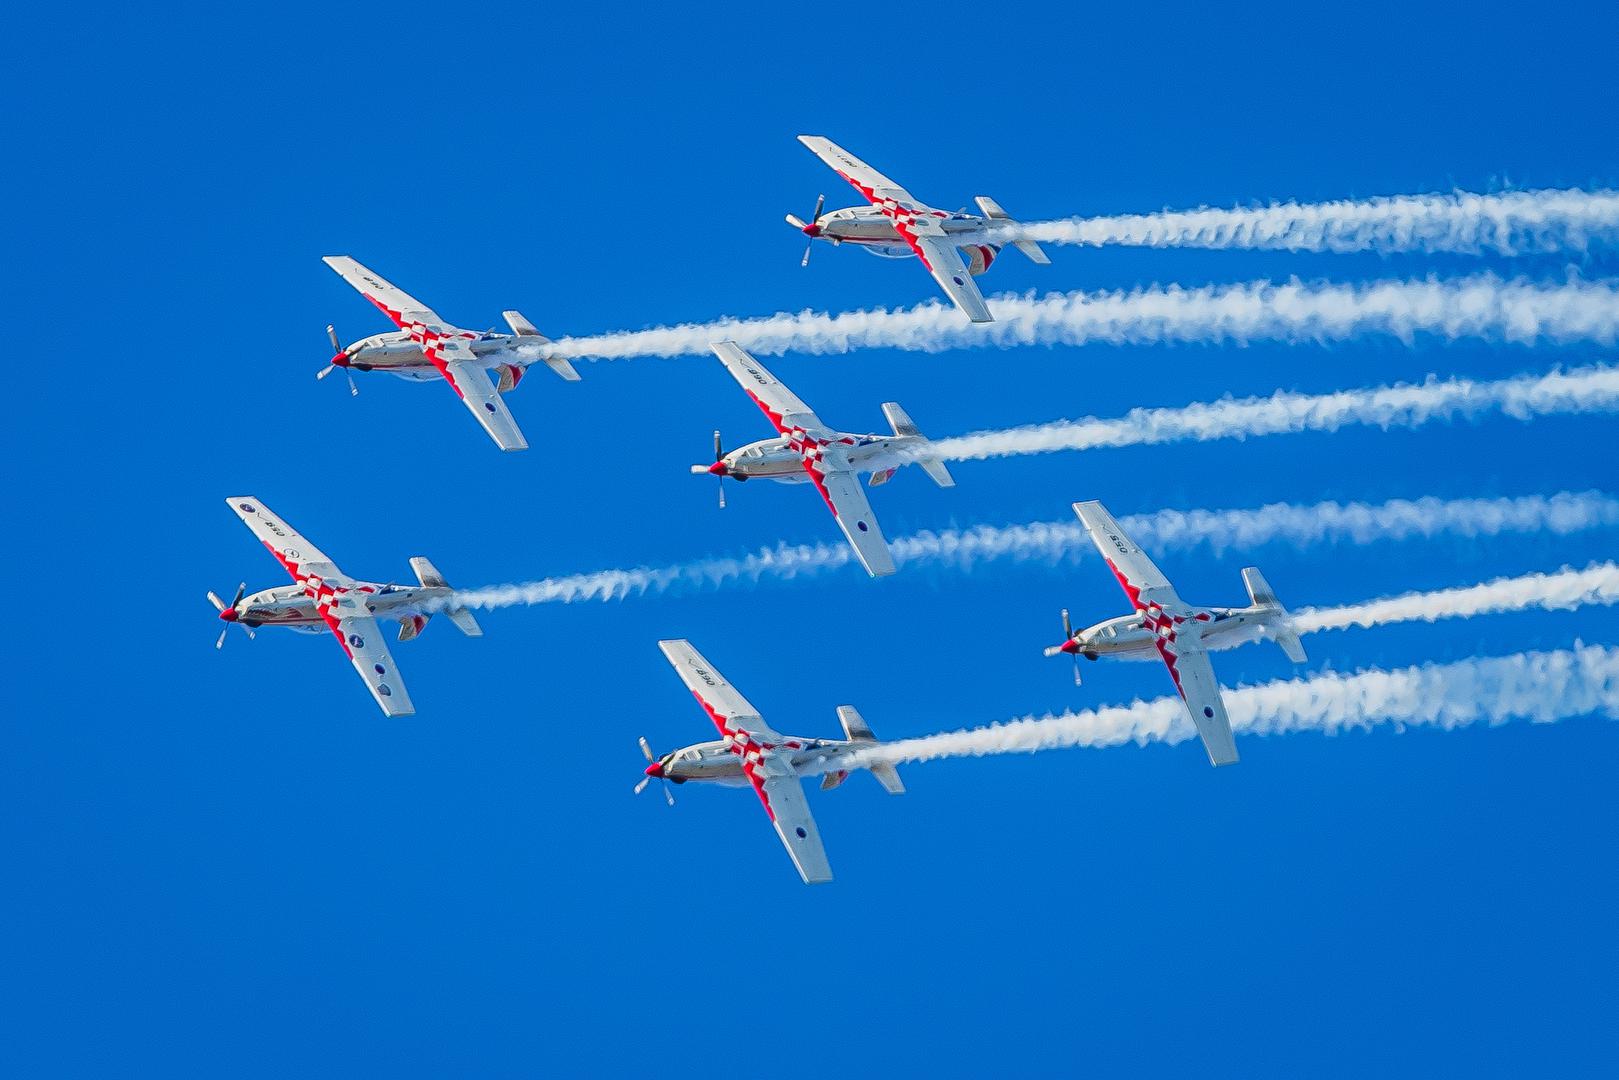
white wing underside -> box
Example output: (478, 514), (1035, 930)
(1168, 645), (1238, 767)
(820, 469), (897, 578)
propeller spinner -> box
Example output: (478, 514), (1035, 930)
(785, 193), (826, 266)
(207, 582), (255, 649)
(634, 736), (676, 805)
(316, 324), (359, 396)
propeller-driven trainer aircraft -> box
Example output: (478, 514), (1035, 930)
(692, 342), (955, 577)
(638, 640), (905, 884)
(1044, 500), (1308, 767)
(210, 497), (483, 717)
(320, 256), (581, 451)
(789, 135), (1050, 322)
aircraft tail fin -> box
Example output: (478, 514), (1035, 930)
(410, 557), (484, 638)
(881, 402), (955, 489)
(502, 311), (581, 382)
(974, 196), (1051, 265)
(1242, 566), (1307, 664)
(837, 705), (905, 795)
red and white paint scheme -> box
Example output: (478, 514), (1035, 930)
(788, 135), (1051, 323)
(638, 640), (905, 885)
(692, 342), (956, 578)
(1043, 501), (1309, 767)
(319, 256), (581, 451)
(209, 497), (484, 717)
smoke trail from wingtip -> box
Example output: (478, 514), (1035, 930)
(816, 643), (1619, 773)
(1293, 562), (1619, 635)
(998, 187), (1619, 256)
(543, 275), (1619, 361)
(440, 490), (1619, 610)
(926, 363), (1619, 463)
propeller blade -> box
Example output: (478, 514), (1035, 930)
(1061, 608), (1074, 640)
(345, 370), (358, 396)
(327, 324), (341, 353)
(243, 626), (256, 640)
(662, 783), (675, 807)
(233, 583), (247, 607)
(785, 213), (808, 229)
(717, 476), (726, 510)
(639, 736), (655, 763)
(801, 243), (812, 268)
(216, 626), (229, 650)
(811, 193), (824, 221)
(713, 430), (723, 462)
(316, 364), (334, 380)
(633, 776), (652, 795)
(207, 590), (225, 612)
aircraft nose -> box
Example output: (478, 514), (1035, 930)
(330, 351), (351, 368)
(644, 761), (665, 778)
(1058, 639), (1080, 654)
(802, 222), (823, 238)
(707, 460), (729, 476)
(218, 607), (239, 623)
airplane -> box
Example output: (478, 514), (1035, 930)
(638, 639), (906, 884)
(1043, 500), (1308, 767)
(692, 341), (955, 577)
(319, 255), (582, 451)
(788, 135), (1051, 323)
(209, 497), (484, 717)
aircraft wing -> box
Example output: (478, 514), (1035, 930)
(438, 352), (528, 451)
(756, 753), (834, 884)
(908, 233), (993, 323)
(658, 639), (772, 736)
(1073, 500), (1184, 611)
(227, 497), (343, 581)
(711, 342), (823, 432)
(323, 255), (443, 327)
(817, 468), (897, 578)
(1161, 643), (1238, 767)
(325, 610), (416, 718)
(798, 135), (919, 205)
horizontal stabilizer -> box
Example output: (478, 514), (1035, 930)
(973, 196), (1051, 265)
(504, 311), (581, 382)
(837, 706), (905, 795)
(881, 402), (955, 488)
(1242, 566), (1306, 663)
(446, 608), (483, 638)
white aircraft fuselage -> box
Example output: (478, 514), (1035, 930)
(219, 581), (449, 635)
(709, 431), (932, 483)
(333, 329), (522, 382)
(1063, 604), (1284, 660)
(805, 205), (993, 261)
(646, 736), (852, 787)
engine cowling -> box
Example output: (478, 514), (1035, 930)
(962, 244), (999, 276)
(495, 364), (525, 393)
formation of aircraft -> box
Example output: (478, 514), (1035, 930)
(1044, 500), (1308, 767)
(638, 640), (905, 884)
(320, 256), (581, 451)
(199, 136), (1366, 882)
(789, 135), (1051, 322)
(692, 341), (955, 576)
(210, 498), (484, 717)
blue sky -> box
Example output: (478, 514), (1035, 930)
(5, 1), (1618, 1075)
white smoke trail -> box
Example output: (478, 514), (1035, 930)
(816, 643), (1619, 772)
(441, 490), (1619, 610)
(1293, 563), (1619, 634)
(927, 363), (1619, 463)
(541, 275), (1619, 360)
(998, 187), (1619, 256)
